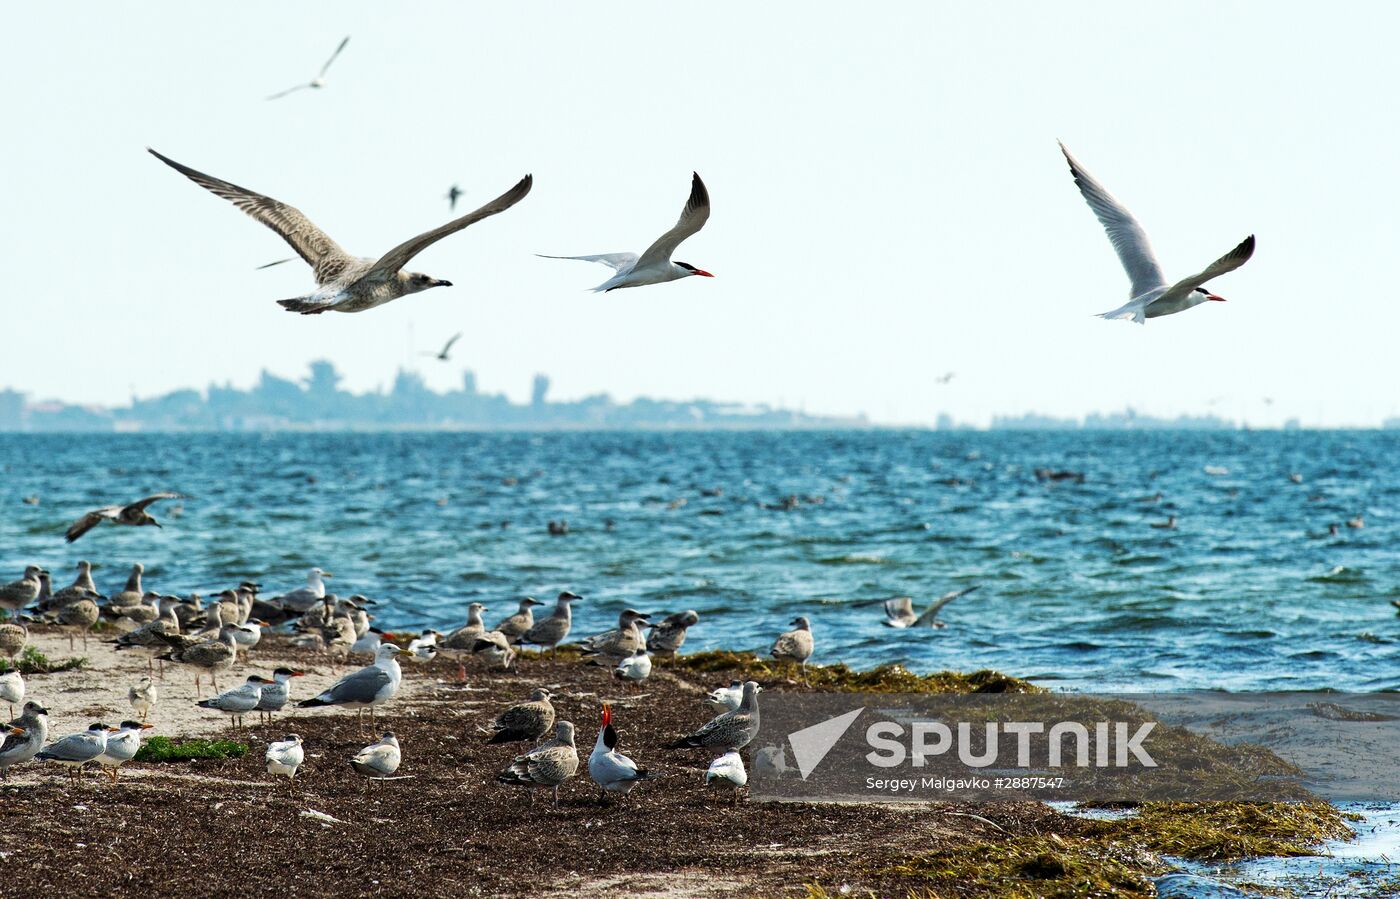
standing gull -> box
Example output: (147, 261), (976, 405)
(64, 492), (182, 542)
(521, 592), (582, 657)
(111, 563), (146, 607)
(579, 609), (650, 661)
(96, 720), (153, 782)
(496, 721), (579, 807)
(0, 702), (49, 779)
(49, 560), (97, 607)
(669, 681), (762, 751)
(1059, 141), (1255, 324)
(266, 35), (349, 100)
(128, 678), (158, 722)
(0, 619), (28, 661)
(879, 586), (979, 629)
(440, 602), (489, 681)
(158, 626), (238, 693)
(54, 594), (99, 650)
(471, 630), (518, 672)
(266, 733), (305, 788)
(705, 680), (744, 713)
(0, 566), (42, 614)
(350, 732), (402, 792)
(770, 616), (815, 679)
(487, 687), (556, 744)
(705, 750), (748, 807)
(540, 172), (714, 292)
(110, 598), (181, 676)
(494, 597), (544, 645)
(148, 149), (533, 315)
(647, 610), (699, 656)
(298, 643), (414, 730)
(613, 648), (652, 687)
(0, 669), (23, 719)
(275, 568), (332, 614)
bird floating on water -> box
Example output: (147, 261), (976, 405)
(540, 172), (713, 292)
(266, 36), (349, 100)
(148, 149), (532, 315)
(1059, 141), (1254, 324)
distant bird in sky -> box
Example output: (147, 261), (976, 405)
(1059, 142), (1255, 324)
(935, 372), (955, 385)
(445, 184), (463, 211)
(266, 36), (350, 101)
(64, 492), (183, 543)
(540, 172), (713, 291)
(149, 149), (532, 315)
(422, 332), (462, 362)
(256, 258), (293, 270)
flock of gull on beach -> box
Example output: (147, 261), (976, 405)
(0, 556), (935, 806)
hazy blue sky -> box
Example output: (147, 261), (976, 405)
(3, 2), (1397, 426)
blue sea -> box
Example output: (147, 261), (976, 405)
(3, 430), (1396, 693)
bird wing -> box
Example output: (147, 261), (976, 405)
(1161, 235), (1256, 296)
(265, 83), (312, 101)
(362, 174), (533, 281)
(255, 258), (294, 270)
(882, 597), (914, 620)
(127, 492), (183, 513)
(441, 332), (462, 355)
(1059, 142), (1167, 299)
(536, 252), (639, 272)
(635, 172), (711, 270)
(324, 665), (391, 703)
(147, 149), (355, 284)
(42, 734), (101, 761)
(913, 586), (980, 627)
(65, 507), (121, 542)
(318, 36), (350, 79)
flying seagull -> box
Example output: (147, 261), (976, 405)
(65, 492), (183, 543)
(1059, 141), (1255, 324)
(422, 332), (462, 361)
(149, 149), (532, 315)
(935, 372), (955, 385)
(540, 172), (713, 291)
(266, 36), (350, 100)
(445, 184), (463, 211)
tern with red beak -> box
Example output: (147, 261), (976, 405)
(1059, 142), (1254, 324)
(540, 172), (713, 291)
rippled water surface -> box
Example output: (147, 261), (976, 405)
(3, 430), (1397, 692)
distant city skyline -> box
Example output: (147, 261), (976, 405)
(4, 3), (1400, 428)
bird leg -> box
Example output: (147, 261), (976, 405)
(158, 658), (165, 679)
(457, 663), (467, 683)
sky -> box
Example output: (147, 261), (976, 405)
(2, 2), (1398, 427)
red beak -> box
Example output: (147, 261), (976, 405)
(693, 269), (715, 278)
(1206, 293), (1226, 302)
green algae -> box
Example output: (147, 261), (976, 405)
(134, 736), (248, 762)
(665, 650), (1040, 694)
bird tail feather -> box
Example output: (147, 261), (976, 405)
(277, 298), (334, 315)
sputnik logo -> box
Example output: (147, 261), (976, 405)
(786, 708), (864, 780)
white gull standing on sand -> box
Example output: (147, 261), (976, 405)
(298, 643), (413, 729)
(266, 734), (305, 787)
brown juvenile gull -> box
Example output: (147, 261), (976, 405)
(521, 592), (582, 656)
(439, 602), (489, 681)
(298, 643), (414, 730)
(494, 596), (545, 645)
(770, 616), (815, 678)
(470, 630), (518, 672)
(54, 595), (100, 650)
(487, 687), (555, 744)
(45, 560), (97, 610)
(128, 678), (157, 722)
(266, 35), (349, 100)
(496, 720), (579, 807)
(0, 566), (43, 613)
(111, 563), (146, 608)
(668, 681), (762, 751)
(109, 599), (180, 676)
(148, 149), (533, 315)
(0, 620), (28, 661)
(65, 493), (182, 542)
(579, 609), (650, 661)
(158, 626), (238, 693)
(646, 609), (699, 656)
(0, 702), (49, 780)
(879, 586), (979, 629)
(106, 590), (162, 627)
(351, 731), (402, 792)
